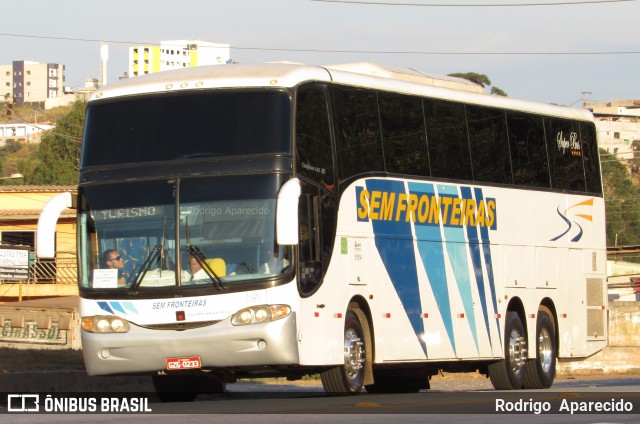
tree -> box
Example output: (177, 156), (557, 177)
(448, 72), (508, 96)
(600, 148), (640, 246)
(26, 101), (85, 185)
(448, 72), (491, 87)
(490, 86), (507, 97)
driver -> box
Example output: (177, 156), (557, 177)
(102, 249), (127, 287)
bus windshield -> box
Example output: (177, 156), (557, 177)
(81, 89), (291, 167)
(78, 175), (292, 290)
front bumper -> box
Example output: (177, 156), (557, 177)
(81, 313), (299, 376)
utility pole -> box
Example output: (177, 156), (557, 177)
(581, 91), (592, 107)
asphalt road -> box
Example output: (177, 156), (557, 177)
(2, 376), (639, 423)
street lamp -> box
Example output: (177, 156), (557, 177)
(0, 173), (24, 180)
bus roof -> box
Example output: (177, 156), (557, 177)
(92, 62), (594, 122)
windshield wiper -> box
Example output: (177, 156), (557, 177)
(128, 245), (161, 290)
(187, 244), (226, 290)
(185, 219), (225, 290)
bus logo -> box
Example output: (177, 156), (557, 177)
(550, 198), (594, 242)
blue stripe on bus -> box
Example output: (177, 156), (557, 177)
(97, 301), (137, 317)
(462, 186), (491, 352)
(474, 187), (501, 351)
(439, 184), (479, 352)
(97, 301), (115, 315)
(409, 182), (456, 356)
(365, 179), (428, 357)
(122, 301), (138, 315)
(360, 179), (500, 358)
(109, 302), (126, 315)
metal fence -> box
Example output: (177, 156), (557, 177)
(27, 257), (77, 285)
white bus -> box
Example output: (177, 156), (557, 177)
(40, 62), (607, 399)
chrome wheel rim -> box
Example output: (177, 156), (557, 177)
(343, 328), (365, 387)
(538, 327), (553, 373)
(508, 328), (527, 373)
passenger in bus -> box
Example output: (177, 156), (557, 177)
(188, 256), (208, 282)
(187, 256), (226, 284)
(102, 249), (128, 287)
(259, 247), (290, 275)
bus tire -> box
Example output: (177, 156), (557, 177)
(488, 311), (528, 390)
(523, 310), (556, 389)
(320, 310), (367, 394)
(152, 374), (224, 402)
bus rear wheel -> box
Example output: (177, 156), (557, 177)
(488, 311), (528, 390)
(320, 310), (367, 394)
(523, 309), (556, 389)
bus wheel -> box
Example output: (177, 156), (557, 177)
(152, 374), (224, 402)
(488, 311), (527, 390)
(320, 310), (366, 394)
(523, 310), (556, 389)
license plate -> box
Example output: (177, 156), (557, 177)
(165, 356), (202, 370)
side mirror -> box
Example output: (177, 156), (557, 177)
(37, 192), (76, 259)
(276, 178), (301, 245)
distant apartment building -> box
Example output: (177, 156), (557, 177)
(128, 40), (231, 77)
(0, 61), (65, 104)
(585, 100), (640, 163)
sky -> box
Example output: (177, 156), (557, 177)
(2, 0), (639, 106)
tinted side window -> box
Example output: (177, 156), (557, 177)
(424, 99), (472, 180)
(580, 122), (603, 195)
(546, 118), (586, 191)
(295, 83), (334, 186)
(330, 86), (384, 180)
(507, 112), (550, 188)
(378, 92), (429, 176)
(466, 105), (512, 184)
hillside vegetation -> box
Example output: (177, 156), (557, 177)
(0, 102), (83, 185)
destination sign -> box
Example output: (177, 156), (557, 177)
(95, 206), (163, 220)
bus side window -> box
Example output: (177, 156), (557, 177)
(298, 190), (320, 295)
(507, 112), (550, 188)
(580, 122), (603, 195)
(297, 181), (336, 296)
(378, 91), (430, 177)
(423, 98), (473, 181)
(466, 105), (513, 185)
(295, 83), (334, 186)
(330, 85), (384, 180)
(546, 117), (586, 192)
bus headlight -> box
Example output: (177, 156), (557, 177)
(81, 316), (130, 333)
(231, 305), (291, 326)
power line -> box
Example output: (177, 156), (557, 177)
(232, 46), (640, 55)
(0, 32), (638, 56)
(0, 32), (149, 46)
(311, 0), (635, 6)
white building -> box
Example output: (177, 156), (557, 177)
(585, 100), (640, 164)
(128, 40), (231, 77)
(0, 123), (54, 144)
